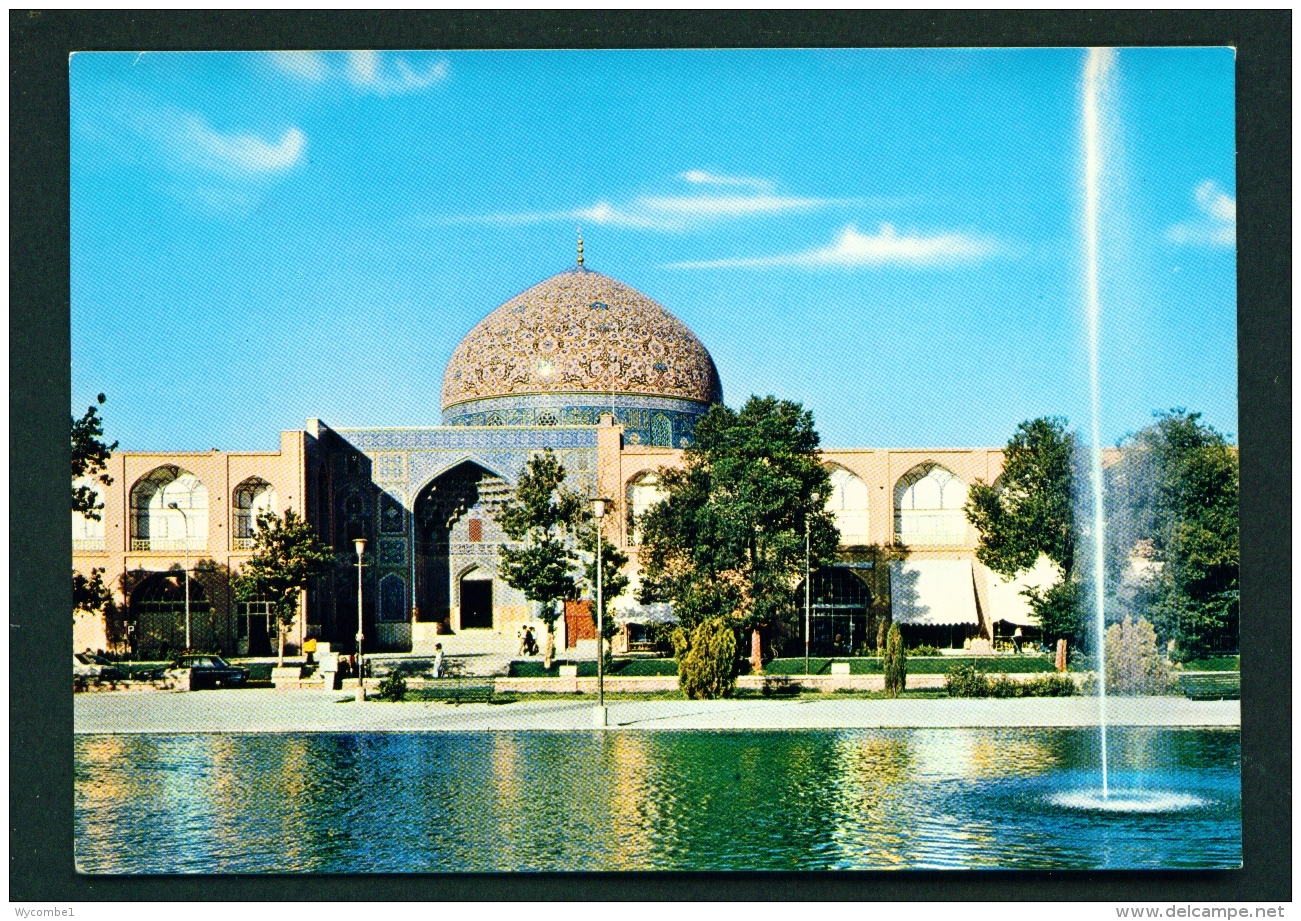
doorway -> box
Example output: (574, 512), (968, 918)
(460, 579), (493, 629)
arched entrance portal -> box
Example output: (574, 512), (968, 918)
(413, 462), (512, 630)
(129, 572), (212, 659)
(797, 566), (873, 657)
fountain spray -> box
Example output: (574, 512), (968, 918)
(1083, 46), (1112, 798)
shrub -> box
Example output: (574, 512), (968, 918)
(1105, 616), (1170, 695)
(989, 674), (1077, 697)
(882, 623), (907, 697)
(376, 672), (408, 702)
(673, 618), (738, 700)
(945, 662), (989, 697)
(909, 644), (942, 657)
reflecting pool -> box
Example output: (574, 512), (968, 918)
(75, 727), (1240, 872)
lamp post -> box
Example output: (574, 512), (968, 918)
(591, 497), (611, 727)
(354, 538), (367, 702)
(804, 514), (811, 676)
(804, 492), (820, 677)
(167, 502), (191, 651)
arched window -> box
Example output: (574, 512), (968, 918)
(894, 463), (968, 546)
(72, 477), (106, 551)
(380, 574), (407, 622)
(626, 472), (666, 546)
(650, 413), (672, 447)
(129, 572), (211, 658)
(825, 465), (871, 546)
(130, 466), (208, 552)
(232, 477), (277, 549)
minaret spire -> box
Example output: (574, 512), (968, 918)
(576, 227), (585, 268)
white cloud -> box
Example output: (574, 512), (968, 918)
(425, 171), (858, 231)
(176, 115), (306, 176)
(265, 50), (448, 96)
(345, 51), (448, 95)
(667, 223), (999, 269)
(1166, 180), (1236, 247)
(641, 194), (840, 218)
(268, 51), (328, 82)
(679, 169), (774, 192)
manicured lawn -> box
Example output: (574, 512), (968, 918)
(1182, 656), (1239, 672)
(509, 658), (677, 678)
(764, 656), (1058, 675)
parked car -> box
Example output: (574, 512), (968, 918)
(166, 655), (250, 689)
(74, 651), (123, 682)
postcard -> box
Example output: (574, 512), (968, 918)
(70, 47), (1239, 872)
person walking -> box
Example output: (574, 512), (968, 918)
(1012, 626), (1024, 654)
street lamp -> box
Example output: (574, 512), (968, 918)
(590, 497), (612, 727)
(354, 538), (367, 702)
(167, 502), (191, 651)
(804, 492), (820, 677)
(805, 514), (811, 676)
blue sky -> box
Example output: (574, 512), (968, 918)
(71, 48), (1237, 451)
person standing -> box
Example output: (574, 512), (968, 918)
(1012, 626), (1024, 654)
(433, 643), (444, 678)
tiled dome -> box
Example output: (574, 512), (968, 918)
(441, 266), (723, 411)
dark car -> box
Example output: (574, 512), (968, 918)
(166, 655), (250, 689)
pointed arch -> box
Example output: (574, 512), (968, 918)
(625, 470), (666, 546)
(130, 466), (208, 552)
(824, 463), (871, 546)
(72, 477), (106, 551)
(894, 462), (969, 546)
(232, 477), (277, 549)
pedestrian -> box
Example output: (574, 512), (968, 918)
(1012, 626), (1024, 654)
(522, 625), (538, 656)
(433, 643), (444, 679)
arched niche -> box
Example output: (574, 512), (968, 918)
(72, 477), (106, 551)
(232, 477), (277, 549)
(625, 471), (666, 546)
(130, 466), (208, 552)
(894, 463), (969, 546)
(824, 464), (871, 546)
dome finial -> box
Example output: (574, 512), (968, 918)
(576, 226), (584, 268)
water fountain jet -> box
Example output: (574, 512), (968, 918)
(1083, 45), (1113, 799)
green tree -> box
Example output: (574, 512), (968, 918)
(72, 566), (126, 651)
(233, 509), (336, 666)
(495, 450), (588, 661)
(71, 393), (118, 521)
(672, 617), (738, 699)
(580, 530), (630, 656)
(966, 416), (1086, 646)
(882, 622), (907, 697)
(638, 396), (838, 648)
(1108, 410), (1238, 660)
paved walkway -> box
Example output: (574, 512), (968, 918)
(74, 689), (1239, 734)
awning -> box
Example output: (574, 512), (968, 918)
(610, 597), (678, 624)
(889, 559), (979, 626)
(984, 555), (1061, 628)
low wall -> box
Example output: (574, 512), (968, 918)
(490, 671), (1084, 695)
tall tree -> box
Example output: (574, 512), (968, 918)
(637, 396), (838, 649)
(233, 509), (336, 666)
(965, 416), (1085, 646)
(1107, 410), (1238, 660)
(495, 449), (588, 652)
(71, 393), (118, 520)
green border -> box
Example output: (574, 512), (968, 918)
(11, 9), (1290, 902)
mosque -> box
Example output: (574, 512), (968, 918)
(72, 245), (1055, 661)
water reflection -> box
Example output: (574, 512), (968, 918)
(75, 728), (1240, 873)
